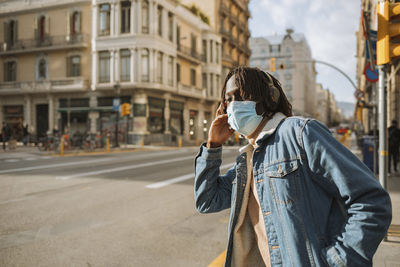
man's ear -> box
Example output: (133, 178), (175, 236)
(255, 102), (265, 116)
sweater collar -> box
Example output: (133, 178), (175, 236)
(239, 112), (287, 153)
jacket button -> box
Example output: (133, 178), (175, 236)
(277, 165), (283, 174)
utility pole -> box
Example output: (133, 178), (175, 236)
(114, 83), (120, 147)
(378, 65), (388, 190)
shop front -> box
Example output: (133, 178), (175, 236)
(3, 105), (24, 141)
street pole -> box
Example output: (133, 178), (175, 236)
(114, 83), (120, 148)
(378, 65), (387, 190)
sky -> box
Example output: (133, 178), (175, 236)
(249, 0), (361, 103)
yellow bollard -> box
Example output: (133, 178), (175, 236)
(141, 138), (145, 151)
(106, 135), (110, 153)
(60, 137), (64, 156)
(178, 136), (182, 148)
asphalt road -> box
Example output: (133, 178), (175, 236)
(0, 147), (240, 267)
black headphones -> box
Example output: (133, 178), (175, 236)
(264, 71), (281, 109)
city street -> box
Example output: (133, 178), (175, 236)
(0, 147), (240, 267)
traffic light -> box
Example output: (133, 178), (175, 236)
(377, 0), (400, 65)
(121, 103), (131, 116)
(270, 57), (276, 72)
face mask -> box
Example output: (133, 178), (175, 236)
(227, 101), (263, 136)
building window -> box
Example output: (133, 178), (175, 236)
(191, 33), (197, 57)
(176, 63), (180, 83)
(141, 49), (149, 82)
(216, 74), (220, 96)
(67, 55), (81, 77)
(210, 40), (213, 63)
(148, 97), (165, 133)
(37, 16), (47, 42)
(71, 11), (81, 35)
(168, 56), (173, 86)
(189, 110), (197, 140)
(120, 49), (131, 81)
(176, 25), (180, 49)
(157, 6), (163, 37)
(202, 40), (207, 62)
(142, 0), (149, 34)
(4, 61), (16, 82)
(99, 51), (110, 83)
(121, 1), (131, 34)
(170, 101), (184, 135)
(202, 72), (207, 89)
(36, 58), (47, 80)
(157, 52), (163, 83)
(216, 43), (220, 63)
(168, 12), (173, 42)
(210, 73), (214, 96)
(190, 68), (196, 87)
(4, 20), (18, 47)
(99, 4), (111, 36)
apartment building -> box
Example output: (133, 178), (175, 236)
(250, 29), (317, 117)
(91, 0), (221, 145)
(0, 0), (92, 140)
(180, 0), (251, 78)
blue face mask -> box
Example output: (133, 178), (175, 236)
(227, 101), (263, 136)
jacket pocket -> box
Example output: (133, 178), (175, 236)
(263, 159), (299, 206)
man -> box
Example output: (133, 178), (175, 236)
(388, 120), (400, 173)
(194, 67), (391, 266)
(1, 122), (6, 151)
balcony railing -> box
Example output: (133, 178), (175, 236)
(177, 83), (205, 98)
(0, 78), (88, 92)
(0, 34), (89, 54)
(177, 45), (203, 62)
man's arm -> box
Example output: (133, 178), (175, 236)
(302, 120), (392, 266)
(194, 144), (236, 213)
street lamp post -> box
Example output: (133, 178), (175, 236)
(114, 82), (120, 147)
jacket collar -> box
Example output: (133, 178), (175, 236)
(239, 112), (287, 153)
(255, 112), (287, 145)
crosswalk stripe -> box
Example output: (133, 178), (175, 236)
(146, 163), (234, 189)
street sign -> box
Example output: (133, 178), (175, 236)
(112, 98), (120, 111)
(364, 63), (379, 83)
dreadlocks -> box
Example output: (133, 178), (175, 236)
(220, 66), (293, 119)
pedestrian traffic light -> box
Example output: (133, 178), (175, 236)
(377, 0), (400, 65)
(269, 57), (276, 72)
(121, 103), (130, 116)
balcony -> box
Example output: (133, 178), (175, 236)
(177, 45), (203, 64)
(177, 83), (205, 99)
(0, 78), (89, 93)
(0, 34), (89, 55)
(222, 52), (233, 63)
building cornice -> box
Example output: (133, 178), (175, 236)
(0, 0), (90, 16)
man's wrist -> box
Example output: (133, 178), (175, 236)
(207, 140), (222, 148)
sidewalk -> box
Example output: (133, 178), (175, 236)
(347, 134), (400, 266)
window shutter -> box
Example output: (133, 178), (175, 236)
(4, 21), (9, 45)
(67, 11), (71, 37)
(34, 17), (38, 40)
(77, 11), (81, 34)
(45, 15), (50, 36)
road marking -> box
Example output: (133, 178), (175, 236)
(146, 163), (233, 189)
(25, 158), (36, 161)
(4, 159), (19, 163)
(55, 155), (192, 180)
(0, 158), (111, 174)
(207, 250), (226, 267)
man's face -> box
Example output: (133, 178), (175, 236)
(223, 75), (241, 113)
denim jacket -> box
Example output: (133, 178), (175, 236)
(194, 116), (392, 267)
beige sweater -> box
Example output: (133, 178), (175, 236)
(231, 112), (287, 267)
